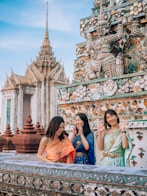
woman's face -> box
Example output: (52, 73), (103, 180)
(106, 113), (118, 127)
(56, 122), (65, 136)
(75, 115), (84, 129)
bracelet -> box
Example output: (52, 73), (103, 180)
(122, 131), (126, 133)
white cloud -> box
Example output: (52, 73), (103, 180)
(0, 0), (93, 80)
(0, 39), (27, 50)
(0, 1), (77, 33)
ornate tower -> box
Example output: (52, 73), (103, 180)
(1, 2), (68, 132)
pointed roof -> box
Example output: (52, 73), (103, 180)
(25, 2), (68, 83)
(35, 2), (56, 74)
(2, 2), (68, 92)
(42, 1), (50, 48)
(2, 72), (33, 91)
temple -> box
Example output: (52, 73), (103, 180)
(0, 2), (69, 132)
(0, 1), (147, 195)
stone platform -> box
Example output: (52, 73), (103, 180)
(0, 151), (147, 196)
(0, 151), (39, 162)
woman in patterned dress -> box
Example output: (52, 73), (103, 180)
(97, 109), (132, 167)
(70, 113), (95, 165)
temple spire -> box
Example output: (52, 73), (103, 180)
(45, 1), (49, 40)
(42, 1), (50, 48)
(36, 1), (56, 74)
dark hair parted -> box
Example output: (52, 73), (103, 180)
(104, 109), (120, 130)
(46, 116), (68, 141)
(76, 113), (91, 137)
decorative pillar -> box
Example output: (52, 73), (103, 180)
(35, 122), (45, 135)
(0, 92), (7, 134)
(17, 86), (24, 129)
(41, 79), (46, 129)
(46, 78), (50, 128)
(11, 90), (19, 132)
(12, 116), (42, 153)
(0, 134), (6, 152)
(36, 81), (41, 124)
(2, 125), (15, 151)
(50, 79), (56, 119)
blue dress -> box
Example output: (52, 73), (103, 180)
(72, 132), (95, 165)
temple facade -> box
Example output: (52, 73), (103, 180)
(57, 0), (147, 168)
(0, 2), (147, 195)
(0, 3), (68, 132)
(0, 0), (146, 168)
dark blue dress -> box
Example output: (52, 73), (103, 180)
(72, 132), (95, 165)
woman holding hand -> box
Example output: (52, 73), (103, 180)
(97, 109), (132, 167)
(70, 113), (95, 165)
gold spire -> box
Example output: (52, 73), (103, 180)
(42, 1), (50, 48)
(36, 1), (56, 75)
(45, 1), (48, 40)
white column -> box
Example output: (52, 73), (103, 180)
(50, 80), (57, 119)
(0, 92), (6, 133)
(41, 79), (46, 129)
(11, 90), (19, 133)
(36, 81), (41, 124)
(17, 86), (24, 130)
(46, 78), (50, 129)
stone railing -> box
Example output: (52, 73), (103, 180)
(0, 156), (147, 196)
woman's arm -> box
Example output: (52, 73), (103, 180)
(77, 126), (89, 150)
(68, 125), (77, 142)
(80, 132), (89, 150)
(65, 154), (73, 164)
(37, 137), (53, 163)
(97, 124), (105, 150)
(121, 130), (129, 149)
(119, 122), (129, 149)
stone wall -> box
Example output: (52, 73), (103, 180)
(0, 158), (147, 196)
(57, 72), (147, 168)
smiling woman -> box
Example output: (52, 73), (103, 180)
(70, 113), (95, 165)
(97, 109), (133, 167)
(37, 116), (75, 163)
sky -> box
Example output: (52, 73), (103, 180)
(0, 0), (94, 88)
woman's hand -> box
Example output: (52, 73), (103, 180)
(97, 123), (105, 135)
(76, 125), (83, 135)
(78, 126), (83, 135)
(68, 125), (77, 141)
(119, 122), (126, 132)
(72, 125), (77, 136)
(119, 121), (128, 149)
(97, 123), (105, 150)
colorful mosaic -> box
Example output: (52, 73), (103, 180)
(0, 160), (147, 195)
(57, 0), (147, 168)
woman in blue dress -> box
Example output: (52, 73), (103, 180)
(70, 113), (95, 165)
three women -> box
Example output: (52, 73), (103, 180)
(38, 109), (132, 167)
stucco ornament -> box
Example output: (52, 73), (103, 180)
(133, 76), (147, 92)
(103, 80), (118, 96)
(130, 2), (143, 16)
(76, 85), (87, 99)
(85, 6), (124, 80)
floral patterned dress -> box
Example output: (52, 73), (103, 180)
(72, 132), (95, 165)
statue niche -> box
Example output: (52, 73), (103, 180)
(85, 13), (125, 80)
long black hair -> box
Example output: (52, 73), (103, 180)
(75, 113), (91, 137)
(104, 109), (120, 130)
(46, 116), (68, 141)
